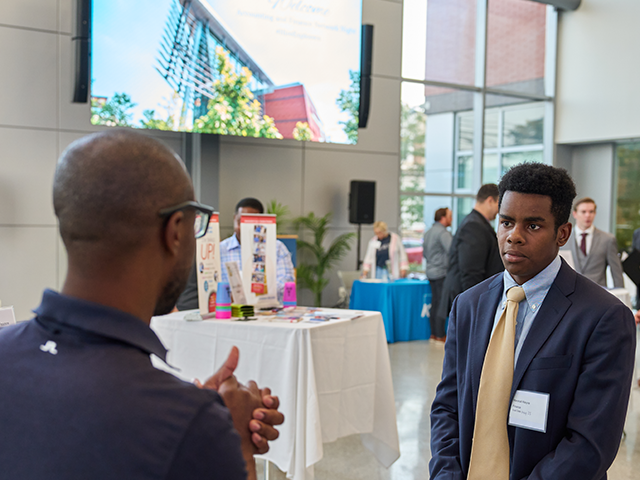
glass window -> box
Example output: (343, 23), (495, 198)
(503, 105), (544, 147)
(501, 150), (544, 175)
(482, 153), (499, 184)
(400, 1), (555, 248)
(484, 110), (500, 149)
(425, 0), (478, 86)
(454, 197), (475, 231)
(401, 83), (428, 193)
(401, 84), (480, 196)
(457, 112), (474, 151)
(486, 0), (547, 96)
(615, 142), (640, 251)
(401, 0), (428, 81)
(400, 195), (454, 273)
(457, 155), (473, 190)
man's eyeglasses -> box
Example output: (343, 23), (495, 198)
(159, 201), (215, 239)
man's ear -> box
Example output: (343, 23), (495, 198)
(162, 211), (186, 256)
(557, 222), (572, 247)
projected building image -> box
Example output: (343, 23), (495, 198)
(91, 0), (361, 144)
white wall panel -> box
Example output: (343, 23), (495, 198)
(362, 0), (403, 78)
(218, 141), (304, 228)
(570, 143), (615, 232)
(0, 27), (57, 129)
(0, 127), (57, 225)
(58, 131), (87, 157)
(303, 149), (399, 230)
(0, 226), (58, 321)
(0, 0), (58, 32)
(0, 0), (404, 308)
(59, 0), (73, 34)
(308, 76), (401, 155)
(556, 0), (640, 143)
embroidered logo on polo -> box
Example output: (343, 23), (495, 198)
(40, 340), (58, 355)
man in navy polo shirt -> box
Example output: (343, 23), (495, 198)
(0, 130), (283, 480)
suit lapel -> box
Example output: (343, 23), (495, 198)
(471, 275), (503, 414)
(510, 261), (576, 400)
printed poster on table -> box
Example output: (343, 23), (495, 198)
(240, 213), (278, 308)
(196, 213), (222, 315)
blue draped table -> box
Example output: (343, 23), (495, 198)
(349, 279), (432, 343)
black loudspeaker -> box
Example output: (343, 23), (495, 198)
(72, 0), (91, 103)
(349, 180), (376, 224)
(358, 24), (373, 129)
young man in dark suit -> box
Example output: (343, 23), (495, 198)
(430, 163), (635, 480)
(436, 184), (504, 338)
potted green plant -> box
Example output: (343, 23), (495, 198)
(294, 212), (355, 307)
(266, 199), (291, 233)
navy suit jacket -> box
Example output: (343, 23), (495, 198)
(430, 260), (635, 480)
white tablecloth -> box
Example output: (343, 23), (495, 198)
(150, 309), (400, 480)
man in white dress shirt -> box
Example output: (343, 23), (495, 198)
(562, 197), (624, 288)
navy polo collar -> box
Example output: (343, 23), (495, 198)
(33, 289), (168, 361)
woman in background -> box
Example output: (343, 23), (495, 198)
(362, 221), (408, 280)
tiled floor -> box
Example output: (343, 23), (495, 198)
(260, 334), (640, 479)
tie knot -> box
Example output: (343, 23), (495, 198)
(507, 286), (526, 303)
(581, 233), (588, 238)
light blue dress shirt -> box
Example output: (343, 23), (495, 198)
(220, 233), (295, 302)
(491, 255), (562, 366)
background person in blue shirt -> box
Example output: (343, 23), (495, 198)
(0, 130), (283, 480)
(176, 197), (295, 309)
(220, 197), (295, 301)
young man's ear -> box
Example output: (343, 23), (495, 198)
(557, 222), (572, 248)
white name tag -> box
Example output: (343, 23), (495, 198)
(508, 390), (549, 433)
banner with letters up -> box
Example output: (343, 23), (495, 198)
(196, 213), (222, 315)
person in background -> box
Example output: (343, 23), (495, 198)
(220, 198), (294, 301)
(176, 197), (295, 309)
(0, 130), (283, 480)
(423, 207), (453, 342)
(561, 197), (624, 288)
(438, 184), (503, 327)
(362, 221), (408, 280)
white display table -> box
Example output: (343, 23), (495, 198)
(150, 309), (400, 480)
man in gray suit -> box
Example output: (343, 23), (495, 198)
(562, 197), (624, 288)
(423, 207), (453, 342)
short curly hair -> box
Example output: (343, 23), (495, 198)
(498, 163), (576, 231)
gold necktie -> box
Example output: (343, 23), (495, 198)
(468, 286), (526, 480)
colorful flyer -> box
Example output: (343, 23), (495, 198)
(240, 214), (278, 308)
(196, 213), (222, 315)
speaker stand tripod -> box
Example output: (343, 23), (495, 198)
(356, 223), (362, 270)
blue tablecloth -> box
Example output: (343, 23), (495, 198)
(349, 279), (432, 343)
